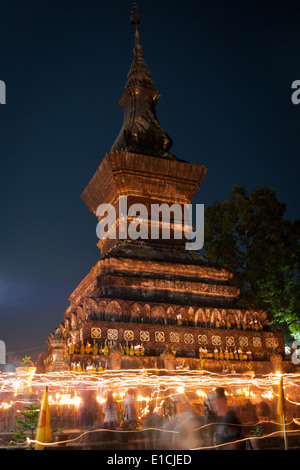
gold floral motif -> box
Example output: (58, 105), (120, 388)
(155, 331), (165, 342)
(91, 327), (101, 339)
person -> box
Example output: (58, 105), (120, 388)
(79, 389), (98, 429)
(210, 387), (246, 450)
(256, 400), (270, 421)
(102, 390), (119, 429)
(204, 392), (218, 422)
(142, 401), (162, 450)
(172, 403), (203, 450)
(203, 392), (218, 447)
(123, 388), (138, 430)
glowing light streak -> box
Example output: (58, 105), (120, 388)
(1, 370), (300, 400)
(0, 401), (13, 409)
(48, 393), (82, 407)
(1, 368), (300, 446)
(191, 428), (300, 450)
(23, 420), (300, 450)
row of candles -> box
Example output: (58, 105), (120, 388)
(66, 341), (145, 357)
(65, 341), (254, 362)
(199, 347), (253, 361)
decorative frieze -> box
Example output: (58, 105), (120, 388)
(170, 332), (180, 343)
(155, 331), (165, 342)
(184, 334), (194, 344)
(64, 317), (285, 367)
(253, 337), (262, 347)
(225, 336), (235, 347)
(124, 330), (134, 342)
(239, 337), (248, 348)
(266, 337), (274, 348)
(140, 331), (150, 342)
(107, 329), (118, 341)
(91, 327), (101, 339)
(212, 335), (221, 346)
(198, 334), (207, 345)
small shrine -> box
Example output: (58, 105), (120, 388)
(40, 2), (287, 375)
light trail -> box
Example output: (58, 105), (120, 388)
(190, 428), (300, 450)
(1, 370), (300, 405)
(22, 420), (300, 450)
(1, 368), (300, 450)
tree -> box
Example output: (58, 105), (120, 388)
(8, 404), (40, 449)
(204, 185), (300, 343)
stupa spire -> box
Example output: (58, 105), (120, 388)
(125, 13), (155, 90)
(110, 1), (175, 159)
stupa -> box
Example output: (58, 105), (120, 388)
(41, 2), (285, 374)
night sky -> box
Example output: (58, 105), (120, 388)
(1, 0), (299, 362)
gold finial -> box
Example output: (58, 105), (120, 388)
(130, 1), (142, 28)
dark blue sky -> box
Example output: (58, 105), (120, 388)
(0, 0), (299, 360)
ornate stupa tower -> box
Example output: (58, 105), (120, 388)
(42, 2), (284, 373)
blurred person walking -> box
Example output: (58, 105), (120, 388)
(211, 387), (246, 450)
(102, 390), (119, 430)
(203, 392), (218, 447)
(123, 388), (138, 430)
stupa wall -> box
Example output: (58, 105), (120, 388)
(79, 319), (284, 361)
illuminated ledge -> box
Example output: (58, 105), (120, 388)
(99, 274), (239, 299)
(69, 257), (234, 304)
(102, 257), (233, 281)
(81, 150), (207, 214)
